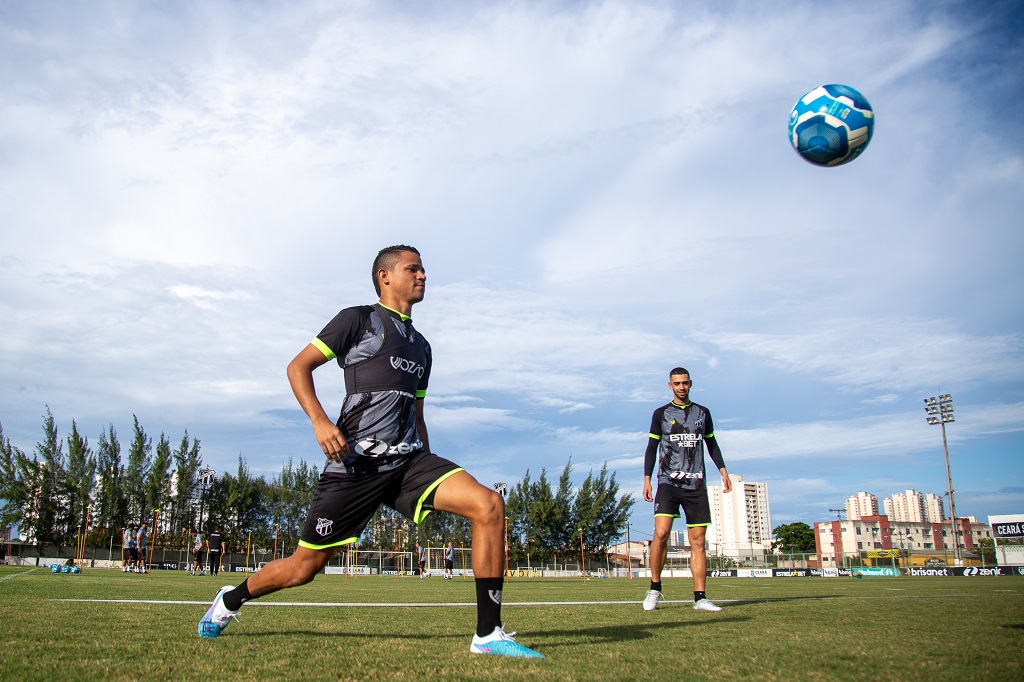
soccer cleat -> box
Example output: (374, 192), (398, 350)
(198, 585), (240, 638)
(470, 626), (543, 658)
(642, 589), (662, 611)
(693, 598), (722, 612)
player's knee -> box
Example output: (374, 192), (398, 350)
(471, 489), (504, 526)
(653, 527), (671, 542)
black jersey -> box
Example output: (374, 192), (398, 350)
(645, 401), (725, 491)
(312, 303), (431, 474)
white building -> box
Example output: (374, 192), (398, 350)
(884, 489), (928, 522)
(924, 493), (946, 523)
(706, 474), (771, 560)
(846, 491), (878, 520)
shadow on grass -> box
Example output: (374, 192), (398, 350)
(530, 615), (752, 648)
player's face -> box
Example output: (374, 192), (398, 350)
(668, 373), (691, 403)
(382, 251), (427, 304)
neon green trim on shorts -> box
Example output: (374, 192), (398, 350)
(413, 467), (465, 523)
(654, 513), (680, 519)
(311, 337), (336, 360)
(685, 522), (712, 528)
(298, 536), (358, 551)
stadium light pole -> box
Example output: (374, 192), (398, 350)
(924, 394), (961, 566)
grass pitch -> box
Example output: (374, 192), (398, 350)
(1, 565), (1021, 681)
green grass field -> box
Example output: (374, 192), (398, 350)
(1, 565), (1021, 681)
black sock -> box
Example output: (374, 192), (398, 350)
(223, 579), (253, 612)
(475, 577), (503, 637)
(651, 581), (662, 592)
(694, 591), (706, 602)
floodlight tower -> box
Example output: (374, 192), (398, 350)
(924, 393), (961, 566)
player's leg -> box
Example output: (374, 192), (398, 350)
(432, 469), (542, 658)
(644, 514), (674, 611)
(682, 489), (721, 612)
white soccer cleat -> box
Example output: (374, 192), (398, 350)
(642, 589), (662, 611)
(693, 598), (722, 612)
(470, 626), (543, 658)
(198, 585), (239, 638)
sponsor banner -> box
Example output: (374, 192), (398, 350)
(866, 550), (900, 558)
(708, 569), (737, 578)
(229, 563), (257, 573)
(738, 568), (773, 578)
(325, 566), (371, 575)
(853, 567), (899, 577)
(771, 568), (812, 577)
(992, 521), (1024, 539)
(809, 568), (824, 576)
(823, 568), (854, 577)
(144, 562), (180, 570)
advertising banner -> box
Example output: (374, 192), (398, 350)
(707, 569), (737, 578)
(738, 568), (773, 578)
(866, 550), (899, 558)
(853, 567), (900, 577)
(771, 568), (813, 577)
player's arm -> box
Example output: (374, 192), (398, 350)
(706, 434), (730, 493)
(415, 398), (431, 454)
(642, 434), (660, 502)
(287, 343), (348, 462)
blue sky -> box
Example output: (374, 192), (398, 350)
(1, 0), (1022, 538)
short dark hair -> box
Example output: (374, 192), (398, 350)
(669, 367), (690, 378)
(372, 245), (420, 296)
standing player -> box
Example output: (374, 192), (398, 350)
(642, 367), (731, 612)
(197, 245), (542, 658)
(123, 524), (137, 573)
(416, 542), (428, 579)
(207, 526), (224, 577)
(444, 541), (455, 580)
(191, 529), (205, 576)
(136, 522), (148, 573)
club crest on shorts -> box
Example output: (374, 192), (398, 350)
(315, 517), (334, 537)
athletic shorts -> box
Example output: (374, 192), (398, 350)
(654, 484), (712, 526)
(128, 548), (139, 561)
(193, 550), (204, 562)
(299, 452), (463, 551)
(444, 559), (453, 569)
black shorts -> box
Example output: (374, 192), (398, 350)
(444, 559), (454, 569)
(128, 548), (139, 561)
(654, 484), (712, 526)
(193, 550), (204, 562)
(299, 452), (463, 551)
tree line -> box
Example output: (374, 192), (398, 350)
(0, 410), (634, 559)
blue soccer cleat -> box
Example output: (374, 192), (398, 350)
(470, 626), (543, 658)
(198, 585), (239, 638)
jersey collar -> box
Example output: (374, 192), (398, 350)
(671, 400), (691, 408)
(377, 302), (412, 322)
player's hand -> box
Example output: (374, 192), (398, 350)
(721, 471), (732, 493)
(642, 479), (654, 502)
(312, 417), (348, 462)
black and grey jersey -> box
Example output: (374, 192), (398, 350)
(646, 401), (722, 491)
(312, 303), (431, 474)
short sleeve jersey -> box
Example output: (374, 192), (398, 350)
(445, 545), (454, 561)
(193, 534), (204, 551)
(125, 529), (137, 549)
(312, 303), (432, 474)
(649, 401), (715, 491)
(208, 532), (223, 553)
(137, 528), (147, 548)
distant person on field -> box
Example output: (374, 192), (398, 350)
(417, 542), (428, 579)
(642, 367), (731, 613)
(444, 541), (455, 580)
(124, 524), (138, 574)
(136, 522), (148, 573)
(207, 526), (225, 577)
(191, 530), (205, 576)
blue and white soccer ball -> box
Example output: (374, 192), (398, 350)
(789, 84), (874, 166)
(51, 564), (61, 574)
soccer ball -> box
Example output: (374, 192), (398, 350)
(51, 564), (61, 574)
(788, 84), (874, 166)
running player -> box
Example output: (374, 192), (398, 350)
(198, 245), (541, 658)
(642, 367), (731, 612)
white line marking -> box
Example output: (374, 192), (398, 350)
(0, 568), (39, 583)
